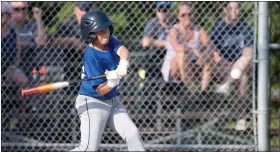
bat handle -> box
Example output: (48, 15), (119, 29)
(21, 88), (37, 96)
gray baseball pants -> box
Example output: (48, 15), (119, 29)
(70, 95), (145, 151)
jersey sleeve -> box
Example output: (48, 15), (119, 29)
(108, 36), (123, 54)
(83, 51), (106, 87)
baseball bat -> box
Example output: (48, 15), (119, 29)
(21, 75), (106, 96)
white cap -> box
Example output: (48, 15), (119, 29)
(1, 2), (12, 13)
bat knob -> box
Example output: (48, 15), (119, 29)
(21, 88), (36, 96)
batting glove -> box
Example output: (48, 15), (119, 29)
(116, 59), (129, 77)
(107, 78), (120, 88)
(105, 70), (119, 80)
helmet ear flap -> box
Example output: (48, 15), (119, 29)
(89, 32), (97, 43)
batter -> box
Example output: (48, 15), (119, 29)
(70, 10), (145, 151)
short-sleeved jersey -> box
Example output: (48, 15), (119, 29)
(211, 19), (254, 62)
(79, 36), (123, 100)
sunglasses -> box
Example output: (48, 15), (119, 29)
(13, 7), (26, 12)
(180, 12), (192, 18)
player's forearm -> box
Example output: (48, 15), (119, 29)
(96, 82), (114, 96)
(117, 46), (130, 61)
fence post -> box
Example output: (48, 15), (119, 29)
(257, 2), (270, 151)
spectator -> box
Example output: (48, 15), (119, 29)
(53, 1), (93, 52)
(141, 1), (174, 83)
(211, 2), (253, 96)
(1, 2), (28, 87)
(142, 1), (173, 48)
(164, 2), (215, 90)
(9, 1), (46, 48)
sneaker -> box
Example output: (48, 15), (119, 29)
(216, 82), (230, 94)
(235, 119), (248, 131)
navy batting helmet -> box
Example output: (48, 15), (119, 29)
(80, 10), (114, 43)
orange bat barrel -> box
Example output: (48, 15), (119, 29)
(21, 82), (70, 96)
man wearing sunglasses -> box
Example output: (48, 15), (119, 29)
(9, 2), (46, 48)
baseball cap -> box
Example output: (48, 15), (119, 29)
(2, 2), (12, 13)
(74, 2), (93, 11)
(156, 1), (172, 8)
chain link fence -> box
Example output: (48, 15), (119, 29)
(1, 1), (257, 151)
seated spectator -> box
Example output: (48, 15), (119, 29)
(211, 2), (253, 96)
(52, 1), (93, 52)
(141, 1), (174, 82)
(1, 2), (28, 88)
(142, 1), (173, 49)
(9, 1), (46, 48)
(9, 2), (47, 80)
(164, 2), (215, 90)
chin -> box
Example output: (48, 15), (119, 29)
(102, 39), (109, 44)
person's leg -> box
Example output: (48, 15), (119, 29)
(239, 74), (249, 96)
(107, 97), (145, 151)
(71, 95), (111, 151)
(226, 48), (253, 85)
(176, 51), (187, 84)
(201, 63), (212, 91)
(176, 52), (194, 88)
(170, 55), (180, 80)
(217, 48), (252, 94)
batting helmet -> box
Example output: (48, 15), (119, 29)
(80, 10), (114, 43)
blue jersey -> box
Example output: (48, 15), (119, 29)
(79, 36), (122, 100)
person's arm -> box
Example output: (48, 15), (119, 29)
(96, 70), (120, 96)
(117, 45), (130, 61)
(51, 37), (86, 53)
(116, 46), (130, 77)
(33, 7), (46, 45)
(96, 82), (114, 96)
(14, 32), (22, 67)
(200, 27), (215, 53)
(168, 27), (188, 52)
(142, 18), (166, 48)
(152, 39), (166, 48)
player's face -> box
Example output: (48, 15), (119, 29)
(11, 2), (27, 24)
(225, 2), (240, 22)
(95, 27), (110, 45)
(178, 5), (193, 28)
